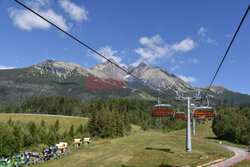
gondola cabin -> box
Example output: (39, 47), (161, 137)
(152, 104), (174, 117)
(194, 106), (216, 119)
(174, 112), (186, 118)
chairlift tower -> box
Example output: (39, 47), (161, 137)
(156, 97), (162, 131)
(192, 112), (196, 135)
(156, 117), (162, 131)
(190, 103), (196, 135)
(175, 91), (201, 152)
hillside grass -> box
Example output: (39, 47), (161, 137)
(0, 113), (88, 130)
(40, 130), (232, 167)
(233, 160), (250, 167)
(175, 120), (249, 150)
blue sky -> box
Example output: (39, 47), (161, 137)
(0, 0), (250, 94)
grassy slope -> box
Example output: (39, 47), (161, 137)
(175, 120), (249, 167)
(234, 160), (250, 167)
(41, 129), (232, 167)
(175, 120), (248, 150)
(0, 113), (88, 130)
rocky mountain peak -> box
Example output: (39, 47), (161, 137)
(32, 60), (91, 79)
(138, 62), (147, 67)
(90, 59), (127, 79)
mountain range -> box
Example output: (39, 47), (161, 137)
(0, 59), (249, 106)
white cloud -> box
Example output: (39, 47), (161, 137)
(134, 35), (196, 64)
(139, 34), (163, 48)
(170, 65), (180, 71)
(172, 38), (195, 52)
(9, 8), (69, 31)
(42, 9), (69, 30)
(198, 27), (217, 46)
(0, 65), (15, 70)
(59, 0), (88, 22)
(94, 46), (124, 65)
(121, 49), (127, 55)
(26, 0), (50, 9)
(201, 37), (217, 45)
(10, 9), (49, 30)
(198, 27), (207, 37)
(135, 35), (171, 64)
(178, 75), (197, 83)
(9, 0), (88, 31)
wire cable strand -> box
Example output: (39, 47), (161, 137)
(14, 0), (159, 91)
(204, 4), (249, 97)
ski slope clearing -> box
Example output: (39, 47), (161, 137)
(42, 130), (232, 167)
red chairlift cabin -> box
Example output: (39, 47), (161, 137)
(193, 106), (216, 120)
(181, 116), (193, 121)
(174, 112), (186, 119)
(152, 104), (174, 117)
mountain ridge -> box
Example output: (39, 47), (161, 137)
(0, 59), (249, 106)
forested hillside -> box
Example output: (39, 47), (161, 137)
(212, 106), (250, 145)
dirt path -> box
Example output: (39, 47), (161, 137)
(192, 137), (249, 167)
(210, 146), (248, 167)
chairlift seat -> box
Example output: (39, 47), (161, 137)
(194, 106), (216, 119)
(152, 105), (174, 117)
(174, 112), (186, 118)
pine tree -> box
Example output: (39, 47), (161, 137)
(12, 123), (22, 154)
(47, 129), (56, 146)
(77, 124), (84, 136)
(110, 110), (117, 137)
(69, 125), (75, 140)
(28, 121), (38, 145)
(7, 117), (13, 126)
(87, 110), (98, 137)
(54, 120), (60, 141)
(114, 110), (124, 137)
(41, 119), (45, 128)
(0, 123), (16, 157)
(123, 111), (131, 135)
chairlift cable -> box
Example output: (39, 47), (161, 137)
(204, 4), (250, 98)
